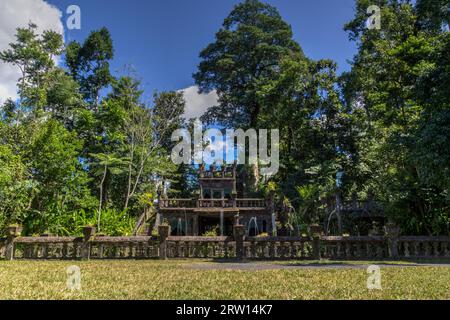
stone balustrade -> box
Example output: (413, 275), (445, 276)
(167, 236), (235, 259)
(397, 236), (450, 259)
(235, 198), (268, 208)
(1, 225), (449, 261)
(244, 237), (313, 259)
(159, 198), (268, 209)
(321, 236), (387, 260)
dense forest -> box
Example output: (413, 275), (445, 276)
(0, 0), (449, 236)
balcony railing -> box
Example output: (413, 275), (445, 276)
(159, 199), (196, 209)
(236, 198), (267, 208)
(198, 199), (235, 208)
(200, 169), (235, 179)
(159, 198), (268, 209)
(199, 163), (236, 179)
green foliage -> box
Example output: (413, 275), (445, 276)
(1, 1), (449, 237)
(194, 0), (302, 128)
(66, 28), (114, 107)
(22, 208), (134, 236)
(202, 225), (219, 237)
(341, 0), (450, 235)
(0, 25), (183, 236)
(0, 143), (32, 230)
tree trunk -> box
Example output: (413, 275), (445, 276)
(98, 164), (108, 232)
(124, 162), (132, 210)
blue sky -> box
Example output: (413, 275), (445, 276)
(48, 0), (357, 98)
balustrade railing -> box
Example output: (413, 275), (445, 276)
(244, 237), (313, 259)
(13, 236), (82, 259)
(2, 225), (449, 261)
(320, 236), (387, 260)
(9, 236), (160, 260)
(89, 236), (159, 259)
(167, 236), (235, 259)
(159, 199), (196, 208)
(200, 168), (235, 179)
(397, 236), (450, 259)
(236, 198), (268, 208)
(159, 198), (268, 209)
(197, 199), (235, 208)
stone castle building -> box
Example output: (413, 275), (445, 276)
(157, 164), (275, 236)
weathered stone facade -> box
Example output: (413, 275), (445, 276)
(157, 164), (275, 236)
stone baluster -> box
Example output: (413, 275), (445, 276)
(158, 224), (170, 260)
(81, 226), (96, 260)
(404, 242), (410, 257)
(433, 242), (439, 257)
(5, 225), (22, 261)
(384, 223), (400, 259)
(233, 223), (245, 261)
(310, 224), (323, 260)
(424, 241), (431, 257)
(345, 239), (351, 259)
(250, 240), (257, 258)
(290, 241), (296, 259)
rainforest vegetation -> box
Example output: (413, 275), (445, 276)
(0, 0), (449, 236)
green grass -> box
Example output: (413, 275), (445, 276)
(0, 260), (448, 300)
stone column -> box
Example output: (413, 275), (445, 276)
(310, 224), (323, 260)
(82, 226), (96, 260)
(158, 224), (171, 260)
(5, 225), (22, 261)
(233, 223), (245, 261)
(220, 211), (224, 236)
(231, 192), (237, 208)
(269, 191), (276, 236)
(193, 214), (199, 236)
(384, 223), (400, 259)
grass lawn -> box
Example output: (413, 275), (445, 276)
(0, 259), (448, 300)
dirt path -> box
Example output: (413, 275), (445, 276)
(187, 261), (450, 270)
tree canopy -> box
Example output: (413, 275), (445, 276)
(0, 0), (448, 236)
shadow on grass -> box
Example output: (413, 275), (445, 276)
(198, 258), (450, 270)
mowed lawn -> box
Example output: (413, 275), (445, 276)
(0, 260), (448, 300)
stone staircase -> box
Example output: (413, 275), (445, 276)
(133, 208), (157, 236)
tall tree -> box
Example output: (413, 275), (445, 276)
(0, 23), (64, 116)
(66, 28), (114, 110)
(342, 0), (449, 235)
(194, 0), (303, 129)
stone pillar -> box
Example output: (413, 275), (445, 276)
(233, 223), (245, 261)
(5, 225), (22, 261)
(384, 223), (400, 259)
(82, 226), (96, 260)
(310, 224), (323, 260)
(220, 211), (224, 236)
(193, 214), (199, 236)
(269, 191), (276, 236)
(231, 192), (237, 208)
(158, 224), (171, 260)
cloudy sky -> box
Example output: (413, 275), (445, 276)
(0, 0), (357, 119)
(0, 0), (63, 104)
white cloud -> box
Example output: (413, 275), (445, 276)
(0, 0), (64, 105)
(179, 85), (219, 120)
